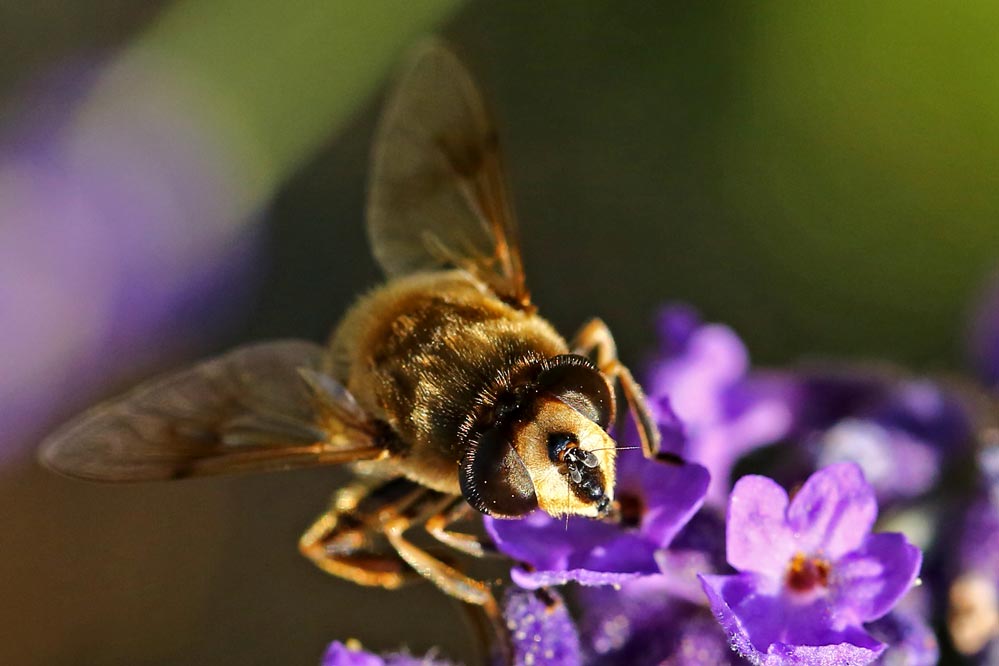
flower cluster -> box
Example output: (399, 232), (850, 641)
(644, 305), (795, 506)
(319, 286), (999, 665)
(322, 589), (579, 666)
(782, 368), (971, 508)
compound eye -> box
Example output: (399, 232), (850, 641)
(538, 355), (614, 428)
(460, 427), (538, 518)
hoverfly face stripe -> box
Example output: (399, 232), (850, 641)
(546, 431), (607, 508)
(500, 397), (617, 519)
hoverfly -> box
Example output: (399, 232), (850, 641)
(40, 41), (663, 626)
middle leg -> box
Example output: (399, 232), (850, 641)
(382, 503), (509, 664)
(424, 495), (498, 559)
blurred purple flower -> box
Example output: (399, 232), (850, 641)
(320, 641), (455, 666)
(504, 589), (580, 666)
(578, 580), (741, 665)
(651, 507), (730, 604)
(319, 589), (577, 666)
(955, 491), (999, 578)
(947, 490), (999, 657)
(485, 451), (709, 588)
(0, 56), (260, 454)
(969, 272), (999, 388)
(322, 642), (380, 666)
(788, 370), (971, 506)
(0, 157), (116, 456)
(646, 305), (794, 506)
(866, 599), (938, 666)
(978, 446), (999, 507)
(699, 463), (922, 666)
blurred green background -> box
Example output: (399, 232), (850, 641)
(2, 1), (997, 664)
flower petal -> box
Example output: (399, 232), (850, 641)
(488, 512), (660, 587)
(654, 508), (729, 604)
(511, 566), (645, 589)
(649, 323), (749, 427)
(508, 532), (659, 588)
(700, 573), (783, 657)
(699, 574), (885, 666)
(832, 532), (921, 623)
(647, 396), (688, 458)
(787, 462), (877, 559)
(726, 475), (796, 579)
(655, 304), (702, 356)
(640, 461), (710, 548)
(485, 510), (620, 573)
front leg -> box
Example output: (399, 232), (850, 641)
(382, 510), (510, 664)
(424, 495), (498, 559)
(571, 318), (666, 461)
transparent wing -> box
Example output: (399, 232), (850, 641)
(367, 40), (530, 309)
(39, 341), (385, 481)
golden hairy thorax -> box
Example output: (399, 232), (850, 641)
(329, 270), (569, 493)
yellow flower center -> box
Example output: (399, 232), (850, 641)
(785, 552), (831, 592)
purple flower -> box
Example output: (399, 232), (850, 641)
(0, 56), (259, 457)
(787, 370), (971, 506)
(646, 305), (794, 506)
(320, 641), (455, 666)
(579, 580), (741, 665)
(485, 451), (709, 588)
(503, 589), (580, 666)
(699, 463), (922, 665)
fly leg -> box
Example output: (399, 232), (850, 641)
(424, 495), (497, 558)
(303, 480), (498, 604)
(382, 499), (509, 663)
(303, 484), (510, 662)
(382, 510), (496, 606)
(420, 496), (508, 661)
(298, 477), (427, 590)
(571, 317), (670, 462)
